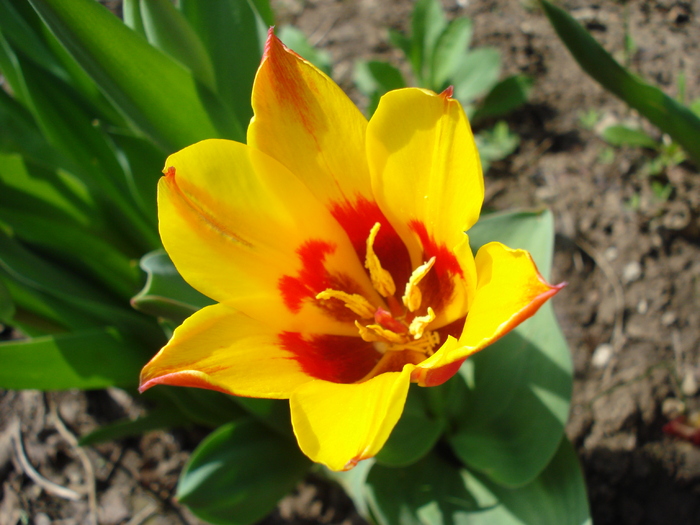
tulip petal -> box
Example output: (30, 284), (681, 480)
(412, 242), (564, 386)
(159, 139), (380, 336)
(248, 30), (372, 206)
(290, 365), (413, 471)
(367, 87), (484, 262)
(139, 303), (313, 398)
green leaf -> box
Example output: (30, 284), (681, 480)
(366, 438), (590, 525)
(451, 47), (501, 104)
(232, 396), (294, 438)
(540, 0), (700, 167)
(0, 328), (146, 389)
(475, 121), (520, 169)
(27, 0), (243, 150)
(410, 0), (446, 84)
(78, 404), (185, 446)
(180, 0), (267, 129)
(156, 386), (249, 429)
(430, 16), (472, 90)
(472, 75), (532, 122)
(443, 209), (571, 487)
(376, 385), (445, 467)
(139, 0), (216, 90)
(177, 419), (311, 525)
(249, 0), (275, 26)
(601, 125), (658, 149)
(122, 0), (147, 37)
(0, 276), (14, 323)
(388, 28), (412, 61)
(354, 60), (406, 116)
(131, 250), (214, 322)
(278, 26), (332, 76)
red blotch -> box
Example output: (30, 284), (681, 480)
(279, 332), (380, 384)
(279, 240), (336, 314)
(330, 196), (412, 290)
(408, 220), (463, 314)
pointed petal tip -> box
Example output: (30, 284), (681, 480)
(162, 165), (176, 178)
(440, 85), (455, 99)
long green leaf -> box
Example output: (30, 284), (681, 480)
(365, 438), (590, 525)
(540, 0), (700, 167)
(0, 328), (147, 389)
(180, 0), (266, 127)
(26, 0), (243, 150)
(444, 209), (571, 487)
(177, 419), (311, 525)
(139, 0), (216, 90)
(430, 16), (472, 90)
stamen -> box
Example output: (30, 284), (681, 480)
(316, 289), (375, 318)
(408, 307), (436, 340)
(355, 320), (384, 343)
(365, 223), (396, 297)
(361, 323), (407, 345)
(387, 330), (441, 355)
(402, 256), (436, 312)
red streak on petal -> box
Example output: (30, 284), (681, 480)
(279, 240), (336, 314)
(279, 332), (380, 384)
(330, 196), (412, 289)
(163, 165), (176, 178)
(412, 357), (465, 387)
(440, 86), (455, 99)
(139, 370), (232, 396)
(408, 220), (463, 313)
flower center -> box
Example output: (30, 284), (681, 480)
(316, 222), (440, 363)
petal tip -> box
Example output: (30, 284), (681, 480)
(440, 85), (455, 99)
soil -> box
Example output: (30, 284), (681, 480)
(2, 0), (700, 524)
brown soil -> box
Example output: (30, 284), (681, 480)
(2, 1), (700, 524)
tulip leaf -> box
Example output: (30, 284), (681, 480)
(366, 438), (590, 525)
(232, 396), (294, 439)
(601, 125), (658, 149)
(354, 60), (407, 116)
(26, 0), (243, 150)
(0, 328), (146, 389)
(177, 418), (311, 525)
(376, 385), (445, 467)
(452, 47), (501, 105)
(411, 0), (447, 84)
(540, 0), (700, 167)
(0, 276), (14, 322)
(139, 0), (216, 90)
(78, 404), (186, 446)
(180, 0), (267, 128)
(472, 75), (533, 122)
(131, 250), (214, 322)
(448, 209), (571, 487)
(430, 16), (472, 90)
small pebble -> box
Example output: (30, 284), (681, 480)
(591, 343), (613, 368)
(622, 261), (643, 283)
(637, 299), (648, 315)
(661, 311), (677, 326)
(681, 371), (698, 397)
(661, 397), (685, 419)
(35, 513), (51, 525)
(604, 246), (618, 261)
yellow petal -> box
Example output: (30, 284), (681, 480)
(290, 365), (413, 471)
(366, 87), (484, 265)
(139, 304), (313, 398)
(140, 303), (384, 397)
(159, 139), (380, 336)
(248, 30), (372, 207)
(412, 242), (564, 385)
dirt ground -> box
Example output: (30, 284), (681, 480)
(2, 0), (700, 524)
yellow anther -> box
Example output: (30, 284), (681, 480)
(408, 307), (436, 340)
(356, 321), (406, 345)
(365, 223), (396, 298)
(402, 256), (436, 312)
(316, 289), (375, 319)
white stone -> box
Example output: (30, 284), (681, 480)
(622, 261), (642, 283)
(591, 343), (613, 368)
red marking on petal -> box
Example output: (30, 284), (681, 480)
(330, 196), (412, 289)
(163, 166), (176, 178)
(412, 357), (465, 387)
(279, 240), (336, 313)
(139, 370), (232, 396)
(408, 220), (463, 314)
(440, 86), (455, 99)
(279, 240), (365, 321)
(279, 332), (380, 384)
